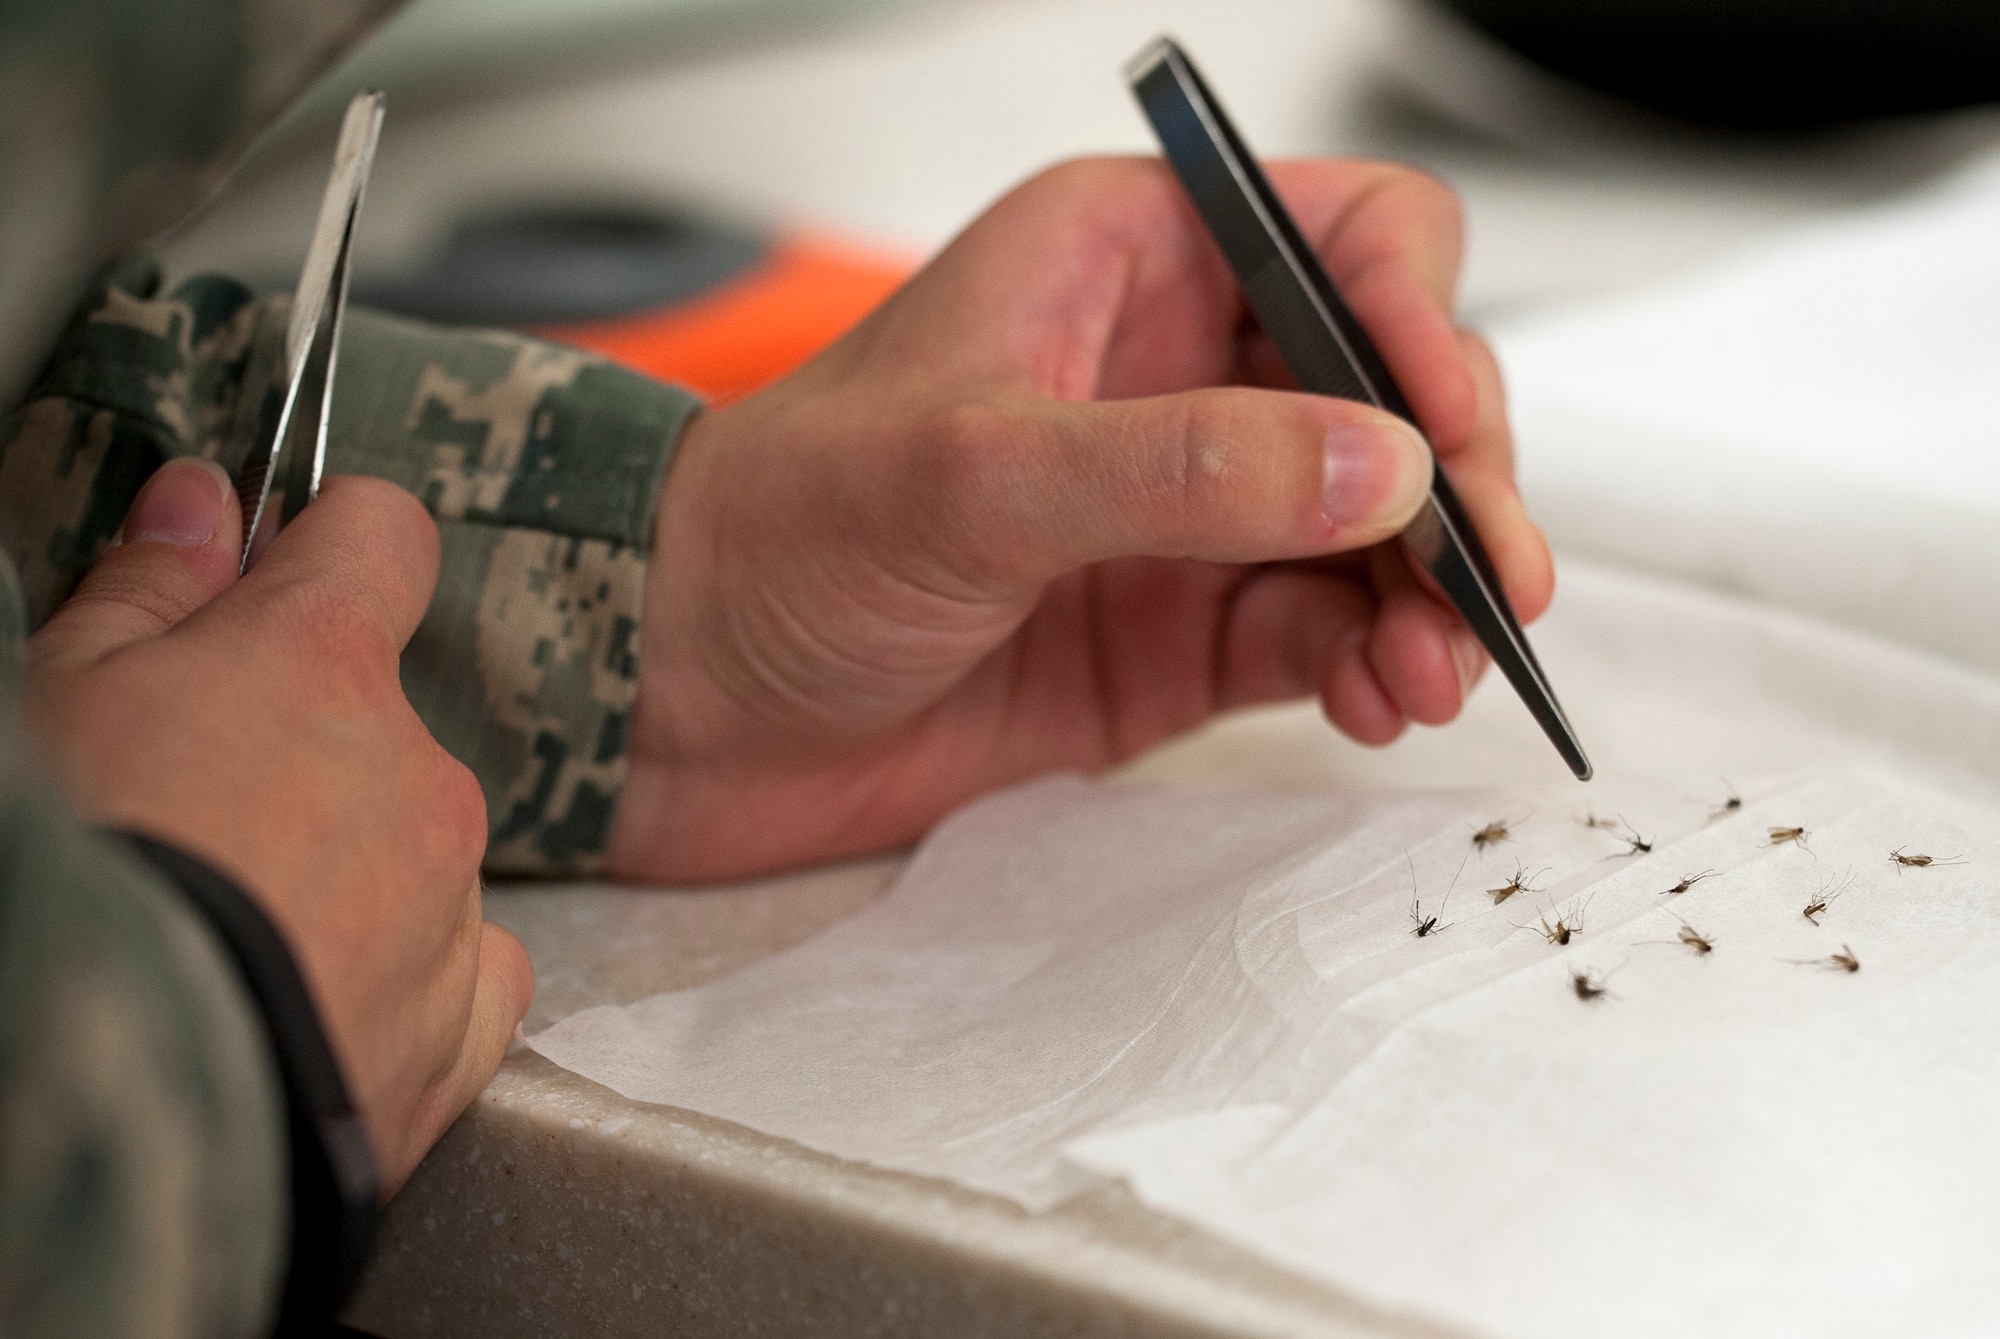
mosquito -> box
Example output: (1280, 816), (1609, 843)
(1632, 907), (1712, 959)
(1486, 862), (1550, 906)
(1766, 825), (1811, 851)
(1472, 815), (1526, 851)
(1612, 817), (1653, 857)
(1521, 895), (1592, 947)
(1408, 852), (1465, 938)
(1889, 847), (1966, 873)
(1570, 966), (1615, 1001)
(1784, 944), (1861, 974)
(1663, 870), (1717, 896)
(1664, 911), (1712, 955)
(1709, 781), (1743, 822)
(1579, 812), (1621, 832)
(1801, 869), (1854, 925)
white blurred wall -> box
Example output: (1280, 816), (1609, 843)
(170, 0), (2000, 322)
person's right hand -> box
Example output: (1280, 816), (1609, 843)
(21, 458), (533, 1192)
(609, 156), (1551, 881)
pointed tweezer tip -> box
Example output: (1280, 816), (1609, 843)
(1563, 746), (1594, 782)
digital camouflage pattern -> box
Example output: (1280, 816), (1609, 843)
(0, 257), (700, 874)
(0, 258), (264, 626)
(408, 524), (650, 872)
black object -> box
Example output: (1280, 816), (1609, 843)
(354, 204), (765, 326)
(110, 831), (381, 1337)
(1433, 0), (2000, 129)
(1129, 37), (1591, 781)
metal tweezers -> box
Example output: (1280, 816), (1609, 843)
(234, 91), (384, 572)
(1127, 38), (1593, 781)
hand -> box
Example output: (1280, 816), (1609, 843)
(24, 458), (534, 1191)
(610, 156), (1553, 880)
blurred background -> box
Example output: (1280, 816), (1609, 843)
(162, 0), (2000, 329)
(158, 0), (2000, 672)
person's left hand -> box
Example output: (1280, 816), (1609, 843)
(608, 156), (1553, 880)
(25, 461), (533, 1190)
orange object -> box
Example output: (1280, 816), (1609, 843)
(537, 234), (914, 404)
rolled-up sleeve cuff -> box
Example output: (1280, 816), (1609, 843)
(326, 306), (701, 875)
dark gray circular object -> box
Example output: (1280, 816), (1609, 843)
(354, 204), (767, 326)
(1433, 0), (2000, 129)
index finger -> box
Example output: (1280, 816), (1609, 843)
(1267, 164), (1553, 643)
(1264, 159), (1476, 457)
(219, 475), (442, 655)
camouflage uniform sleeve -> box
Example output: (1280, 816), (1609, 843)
(0, 258), (701, 875)
(325, 305), (695, 874)
(0, 561), (290, 1338)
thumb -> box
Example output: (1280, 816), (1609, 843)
(31, 457), (245, 673)
(931, 387), (1434, 589)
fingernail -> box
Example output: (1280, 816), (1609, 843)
(1323, 416), (1433, 533)
(1450, 628), (1486, 693)
(126, 458), (234, 548)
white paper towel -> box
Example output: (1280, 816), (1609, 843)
(532, 560), (2000, 1338)
(1066, 771), (2000, 1339)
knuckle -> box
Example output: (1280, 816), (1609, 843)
(323, 472), (428, 525)
(381, 486), (441, 564)
(902, 394), (1049, 588)
(69, 561), (197, 638)
(319, 474), (441, 571)
(1178, 391), (1339, 545)
(1023, 155), (1122, 202)
(926, 395), (1013, 472)
(491, 925), (534, 991)
(1463, 328), (1504, 385)
(1359, 158), (1461, 224)
(1328, 164), (1463, 292)
(1406, 164), (1463, 226)
(909, 396), (1017, 517)
(1171, 391), (1254, 521)
(432, 756), (490, 871)
(59, 583), (176, 643)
